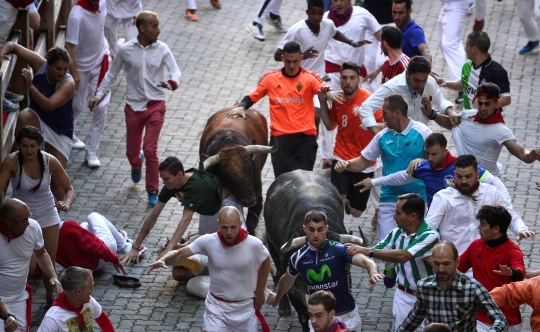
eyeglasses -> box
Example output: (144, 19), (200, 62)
(9, 217), (29, 226)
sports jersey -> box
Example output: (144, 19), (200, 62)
(248, 68), (326, 136)
(157, 168), (223, 215)
(400, 20), (426, 58)
(361, 119), (431, 203)
(278, 19), (337, 78)
(461, 56), (510, 109)
(329, 88), (382, 161)
(381, 53), (409, 84)
(374, 221), (439, 290)
(288, 240), (355, 313)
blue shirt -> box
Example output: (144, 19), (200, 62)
(400, 19), (426, 58)
(288, 240), (355, 313)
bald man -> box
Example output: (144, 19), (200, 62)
(148, 207), (271, 332)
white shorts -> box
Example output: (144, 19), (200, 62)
(0, 290), (29, 332)
(28, 109), (73, 161)
(203, 293), (257, 332)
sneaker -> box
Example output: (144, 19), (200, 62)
(85, 153), (101, 168)
(72, 135), (85, 150)
(138, 245), (147, 256)
(173, 257), (202, 272)
(5, 90), (23, 102)
(519, 41), (540, 54)
(455, 91), (464, 104)
(119, 230), (133, 243)
(186, 9), (198, 21)
(148, 190), (158, 207)
(46, 296), (56, 307)
(2, 98), (19, 112)
(344, 199), (351, 215)
(321, 159), (333, 169)
(210, 0), (221, 9)
(467, 1), (475, 15)
(245, 23), (265, 41)
(473, 19), (484, 32)
(266, 15), (288, 33)
(131, 152), (144, 183)
(383, 265), (397, 288)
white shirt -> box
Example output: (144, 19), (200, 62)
(0, 219), (43, 298)
(323, 7), (380, 69)
(357, 72), (454, 129)
(278, 19), (337, 77)
(189, 233), (269, 301)
(452, 110), (516, 177)
(37, 296), (102, 332)
(66, 0), (109, 71)
(106, 0), (142, 19)
(425, 183), (528, 255)
(95, 38), (182, 112)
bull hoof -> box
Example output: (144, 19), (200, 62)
(278, 308), (292, 317)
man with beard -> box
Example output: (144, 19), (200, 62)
(356, 133), (510, 207)
(425, 154), (536, 257)
(397, 241), (507, 331)
(391, 0), (431, 62)
(308, 291), (347, 332)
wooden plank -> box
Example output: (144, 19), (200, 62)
(0, 33), (21, 96)
(34, 32), (47, 57)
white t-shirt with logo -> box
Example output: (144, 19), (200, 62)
(66, 0), (109, 71)
(37, 296), (102, 332)
(278, 19), (338, 78)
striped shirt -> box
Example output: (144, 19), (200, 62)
(381, 53), (410, 84)
(374, 221), (439, 290)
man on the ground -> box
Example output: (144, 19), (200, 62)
(391, 0), (431, 62)
(89, 10), (182, 207)
(267, 210), (384, 331)
(308, 291), (347, 332)
(149, 206), (271, 332)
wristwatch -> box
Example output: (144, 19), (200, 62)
(369, 248), (375, 258)
(3, 313), (16, 321)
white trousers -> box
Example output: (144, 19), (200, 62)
(474, 0), (487, 20)
(517, 0), (540, 41)
(203, 293), (258, 332)
(438, 0), (468, 81)
(104, 14), (138, 55)
(81, 212), (131, 269)
(72, 62), (111, 154)
(0, 291), (28, 332)
(0, 0), (18, 49)
(392, 288), (419, 331)
(477, 320), (521, 332)
(254, 0), (284, 24)
(318, 72), (342, 160)
(377, 202), (398, 242)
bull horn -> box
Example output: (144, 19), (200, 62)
(245, 144), (277, 155)
(202, 155), (220, 170)
(339, 234), (364, 246)
(280, 236), (306, 253)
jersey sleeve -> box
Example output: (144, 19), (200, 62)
(374, 230), (395, 250)
(247, 74), (270, 103)
(65, 15), (80, 45)
(492, 66), (510, 96)
(189, 235), (210, 256)
(406, 231), (439, 258)
(254, 238), (270, 266)
(409, 27), (427, 48)
(360, 131), (383, 161)
(287, 252), (300, 277)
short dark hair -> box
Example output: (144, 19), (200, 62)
(476, 205), (512, 234)
(340, 61), (360, 76)
(398, 193), (425, 221)
(454, 154), (478, 170)
(476, 82), (500, 99)
(308, 290), (336, 313)
(392, 0), (412, 10)
(304, 210), (327, 225)
(467, 31), (490, 53)
(383, 94), (408, 117)
(424, 323), (452, 332)
(283, 41), (302, 54)
(307, 0), (324, 10)
(61, 267), (92, 292)
(407, 56), (432, 75)
(381, 26), (402, 49)
(159, 156), (184, 175)
(45, 46), (70, 65)
(434, 240), (459, 261)
(424, 133), (447, 149)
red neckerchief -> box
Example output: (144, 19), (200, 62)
(327, 4), (353, 27)
(449, 179), (480, 201)
(471, 93), (504, 124)
(76, 0), (100, 13)
(217, 228), (248, 246)
(53, 292), (85, 327)
(0, 222), (21, 243)
(432, 151), (457, 171)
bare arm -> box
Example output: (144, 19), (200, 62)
(417, 43), (432, 64)
(318, 89), (337, 130)
(267, 271), (297, 307)
(335, 155), (374, 173)
(48, 155), (75, 211)
(254, 257), (271, 311)
(161, 208), (195, 257)
(147, 246), (195, 273)
(503, 140), (540, 164)
(33, 247), (61, 293)
(274, 48), (283, 61)
(25, 72), (75, 111)
(351, 254), (384, 290)
(0, 298), (17, 332)
(0, 41), (46, 72)
(347, 245), (413, 264)
(499, 96), (511, 108)
(64, 42), (80, 89)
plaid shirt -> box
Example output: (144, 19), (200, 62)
(397, 271), (507, 332)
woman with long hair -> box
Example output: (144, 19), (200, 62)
(0, 126), (75, 305)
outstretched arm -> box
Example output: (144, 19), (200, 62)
(254, 257), (271, 311)
(504, 140), (540, 164)
(351, 254), (384, 290)
(267, 271), (297, 307)
(147, 246), (194, 273)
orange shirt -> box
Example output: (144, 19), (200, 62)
(248, 68), (326, 136)
(329, 88), (383, 161)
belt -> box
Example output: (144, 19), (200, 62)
(209, 293), (270, 332)
(397, 285), (415, 295)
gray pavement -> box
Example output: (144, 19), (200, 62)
(27, 0), (540, 330)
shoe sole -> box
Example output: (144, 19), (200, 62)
(245, 27), (265, 41)
(173, 257), (202, 272)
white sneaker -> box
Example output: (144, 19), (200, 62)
(266, 16), (288, 33)
(72, 135), (85, 149)
(245, 23), (265, 41)
(86, 153), (101, 168)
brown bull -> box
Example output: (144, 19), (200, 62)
(199, 106), (275, 235)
